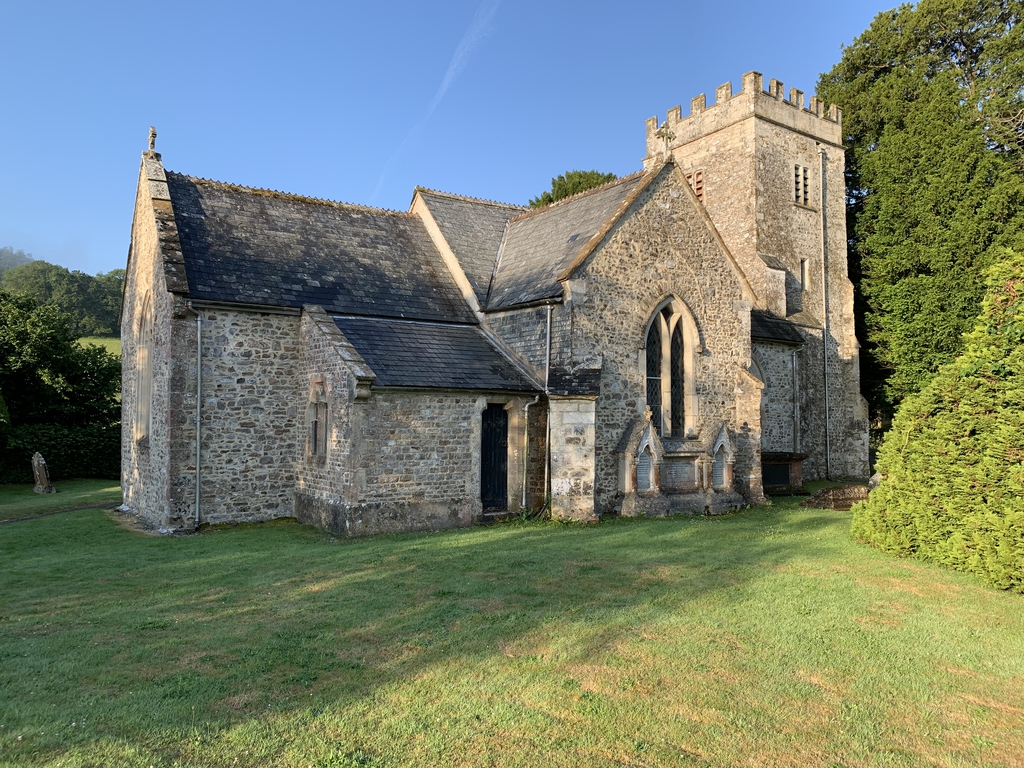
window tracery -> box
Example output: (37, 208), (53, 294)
(643, 298), (699, 438)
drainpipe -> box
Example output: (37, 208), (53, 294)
(186, 302), (203, 527)
(543, 304), (553, 510)
(818, 145), (831, 479)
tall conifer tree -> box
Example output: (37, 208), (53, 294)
(818, 0), (1024, 413)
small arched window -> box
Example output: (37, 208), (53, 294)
(134, 293), (154, 441)
(307, 384), (329, 456)
(643, 298), (699, 438)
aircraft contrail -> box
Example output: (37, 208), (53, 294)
(369, 0), (500, 204)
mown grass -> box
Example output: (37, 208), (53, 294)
(1, 500), (1022, 767)
(0, 479), (122, 522)
(78, 336), (121, 356)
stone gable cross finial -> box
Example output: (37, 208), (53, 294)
(655, 121), (675, 154)
(148, 126), (157, 152)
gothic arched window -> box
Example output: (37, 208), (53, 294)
(134, 293), (154, 441)
(643, 298), (699, 438)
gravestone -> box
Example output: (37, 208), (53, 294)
(32, 452), (55, 494)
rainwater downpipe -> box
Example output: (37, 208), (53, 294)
(818, 145), (832, 479)
(543, 304), (553, 511)
(186, 302), (203, 527)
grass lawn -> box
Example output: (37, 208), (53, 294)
(78, 336), (121, 356)
(1, 500), (1022, 767)
(0, 479), (123, 522)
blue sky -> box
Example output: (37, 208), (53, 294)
(0, 1), (894, 276)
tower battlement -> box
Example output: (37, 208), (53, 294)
(645, 72), (843, 161)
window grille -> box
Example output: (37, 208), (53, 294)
(686, 171), (705, 202)
(670, 324), (684, 436)
(794, 164), (810, 205)
(645, 322), (662, 434)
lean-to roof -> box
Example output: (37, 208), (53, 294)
(332, 316), (537, 391)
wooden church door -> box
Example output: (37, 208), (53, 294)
(481, 404), (508, 509)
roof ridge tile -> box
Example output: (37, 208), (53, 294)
(509, 169), (649, 223)
(167, 171), (409, 215)
(414, 186), (526, 210)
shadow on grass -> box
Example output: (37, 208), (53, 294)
(0, 504), (835, 765)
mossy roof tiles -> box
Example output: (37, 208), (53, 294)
(332, 316), (537, 391)
(415, 189), (525, 304)
(750, 309), (805, 344)
(166, 173), (476, 324)
(486, 174), (647, 310)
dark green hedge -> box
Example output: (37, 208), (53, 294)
(851, 250), (1024, 591)
(0, 422), (120, 484)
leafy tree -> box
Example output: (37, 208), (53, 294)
(0, 261), (124, 336)
(0, 290), (120, 428)
(817, 0), (1024, 414)
(0, 290), (121, 481)
(851, 249), (1024, 591)
(0, 246), (33, 274)
(529, 170), (618, 208)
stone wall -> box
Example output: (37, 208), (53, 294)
(643, 72), (868, 482)
(122, 154), (194, 531)
(547, 397), (597, 521)
(295, 308), (365, 506)
(560, 165), (763, 515)
(483, 305), (550, 377)
(753, 341), (799, 453)
(190, 308), (304, 524)
(296, 388), (484, 537)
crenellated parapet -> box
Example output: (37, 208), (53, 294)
(644, 71), (843, 162)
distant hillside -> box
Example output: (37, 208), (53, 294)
(0, 246), (33, 274)
(0, 252), (123, 337)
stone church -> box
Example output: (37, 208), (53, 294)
(121, 71), (869, 535)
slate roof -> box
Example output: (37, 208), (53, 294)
(166, 173), (476, 324)
(415, 189), (525, 304)
(750, 309), (805, 344)
(486, 173), (647, 310)
(332, 316), (537, 391)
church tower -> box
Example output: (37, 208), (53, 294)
(643, 72), (868, 481)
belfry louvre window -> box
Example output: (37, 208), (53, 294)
(644, 298), (699, 439)
(794, 164), (809, 205)
(685, 170), (704, 202)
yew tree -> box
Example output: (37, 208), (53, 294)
(817, 0), (1024, 413)
(529, 170), (617, 208)
(851, 249), (1024, 591)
